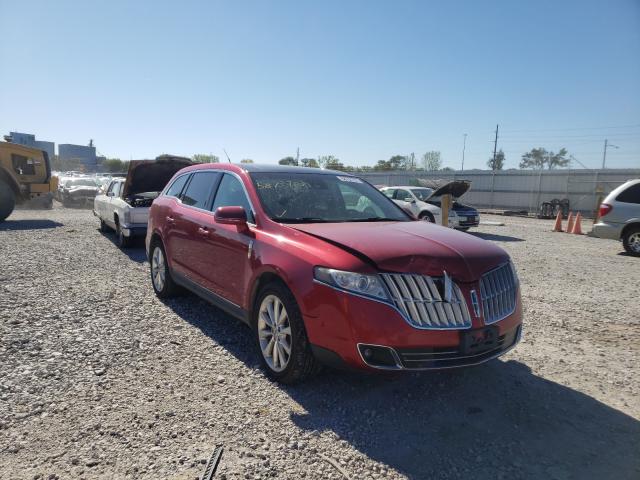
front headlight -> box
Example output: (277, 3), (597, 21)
(314, 267), (389, 301)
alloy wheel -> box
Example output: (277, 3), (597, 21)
(258, 294), (292, 372)
(151, 247), (166, 292)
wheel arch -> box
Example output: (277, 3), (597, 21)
(621, 221), (640, 240)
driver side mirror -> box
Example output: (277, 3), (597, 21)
(214, 206), (249, 233)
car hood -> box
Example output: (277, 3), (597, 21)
(122, 156), (193, 198)
(421, 180), (471, 199)
(292, 221), (508, 282)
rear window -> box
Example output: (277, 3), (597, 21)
(181, 172), (218, 209)
(616, 183), (640, 204)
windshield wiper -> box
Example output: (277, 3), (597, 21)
(275, 217), (330, 223)
(348, 217), (400, 222)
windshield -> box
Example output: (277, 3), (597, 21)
(251, 172), (410, 223)
(66, 178), (98, 187)
(409, 188), (433, 201)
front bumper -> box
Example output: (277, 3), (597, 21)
(303, 282), (523, 372)
(591, 221), (622, 241)
(120, 224), (147, 238)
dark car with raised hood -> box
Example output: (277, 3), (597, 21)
(146, 164), (523, 383)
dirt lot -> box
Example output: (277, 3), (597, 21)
(1, 206), (638, 480)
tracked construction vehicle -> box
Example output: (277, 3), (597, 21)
(0, 142), (57, 222)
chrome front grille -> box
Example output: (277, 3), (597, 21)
(379, 273), (472, 330)
(479, 263), (518, 324)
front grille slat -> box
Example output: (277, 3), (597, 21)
(479, 263), (518, 324)
(380, 273), (472, 330)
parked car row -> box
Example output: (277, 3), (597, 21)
(380, 182), (480, 230)
(91, 163), (519, 384)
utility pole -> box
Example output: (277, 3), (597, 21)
(492, 124), (499, 169)
(461, 133), (467, 171)
(295, 147), (300, 165)
(602, 139), (619, 169)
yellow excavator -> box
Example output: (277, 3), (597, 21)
(0, 142), (57, 222)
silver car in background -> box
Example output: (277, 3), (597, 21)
(592, 179), (640, 255)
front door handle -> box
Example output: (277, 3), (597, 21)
(197, 227), (209, 236)
(166, 216), (175, 224)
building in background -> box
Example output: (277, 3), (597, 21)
(58, 143), (97, 171)
(3, 131), (55, 160)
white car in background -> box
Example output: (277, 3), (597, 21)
(380, 182), (480, 231)
(381, 186), (450, 224)
(93, 157), (191, 247)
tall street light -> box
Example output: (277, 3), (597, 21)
(461, 133), (467, 171)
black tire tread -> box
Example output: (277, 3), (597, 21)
(622, 225), (640, 256)
(0, 178), (16, 222)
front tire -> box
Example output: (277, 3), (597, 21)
(622, 226), (640, 256)
(253, 282), (318, 384)
(149, 241), (180, 298)
(116, 221), (132, 248)
(418, 211), (435, 223)
(0, 179), (16, 222)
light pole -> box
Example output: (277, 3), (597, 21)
(602, 139), (619, 169)
(461, 133), (467, 171)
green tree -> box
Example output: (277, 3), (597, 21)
(422, 151), (442, 171)
(192, 154), (219, 163)
(325, 157), (346, 171)
(240, 159), (254, 163)
(299, 158), (319, 168)
(278, 156), (298, 166)
(102, 158), (127, 172)
(520, 148), (570, 169)
(317, 155), (340, 169)
(487, 149), (505, 170)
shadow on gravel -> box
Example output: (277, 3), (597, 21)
(166, 297), (640, 480)
(470, 232), (525, 242)
(0, 219), (63, 231)
(97, 230), (147, 263)
(617, 252), (639, 259)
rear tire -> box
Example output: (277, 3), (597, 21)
(0, 179), (16, 222)
(99, 219), (109, 232)
(622, 226), (640, 256)
(418, 211), (435, 223)
(149, 241), (180, 298)
(252, 282), (318, 384)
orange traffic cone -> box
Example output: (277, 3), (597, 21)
(553, 211), (563, 232)
(572, 212), (583, 234)
(566, 212), (574, 234)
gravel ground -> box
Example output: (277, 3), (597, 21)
(1, 206), (639, 480)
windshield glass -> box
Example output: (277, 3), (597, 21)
(66, 178), (97, 187)
(409, 188), (433, 201)
(251, 172), (410, 223)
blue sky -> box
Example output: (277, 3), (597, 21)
(1, 0), (639, 169)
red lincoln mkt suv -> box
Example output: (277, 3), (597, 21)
(146, 164), (522, 383)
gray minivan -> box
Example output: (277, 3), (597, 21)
(592, 179), (640, 255)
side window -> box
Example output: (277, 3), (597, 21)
(397, 189), (413, 202)
(166, 174), (190, 198)
(181, 172), (218, 209)
(211, 174), (255, 223)
(106, 181), (116, 195)
(616, 183), (640, 204)
(382, 189), (395, 199)
(111, 182), (122, 198)
(12, 154), (36, 175)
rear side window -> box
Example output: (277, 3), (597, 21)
(616, 183), (640, 204)
(211, 174), (254, 223)
(112, 182), (122, 198)
(382, 189), (395, 198)
(181, 172), (218, 209)
(166, 174), (189, 198)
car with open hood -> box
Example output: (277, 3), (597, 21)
(94, 156), (192, 247)
(146, 164), (522, 384)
